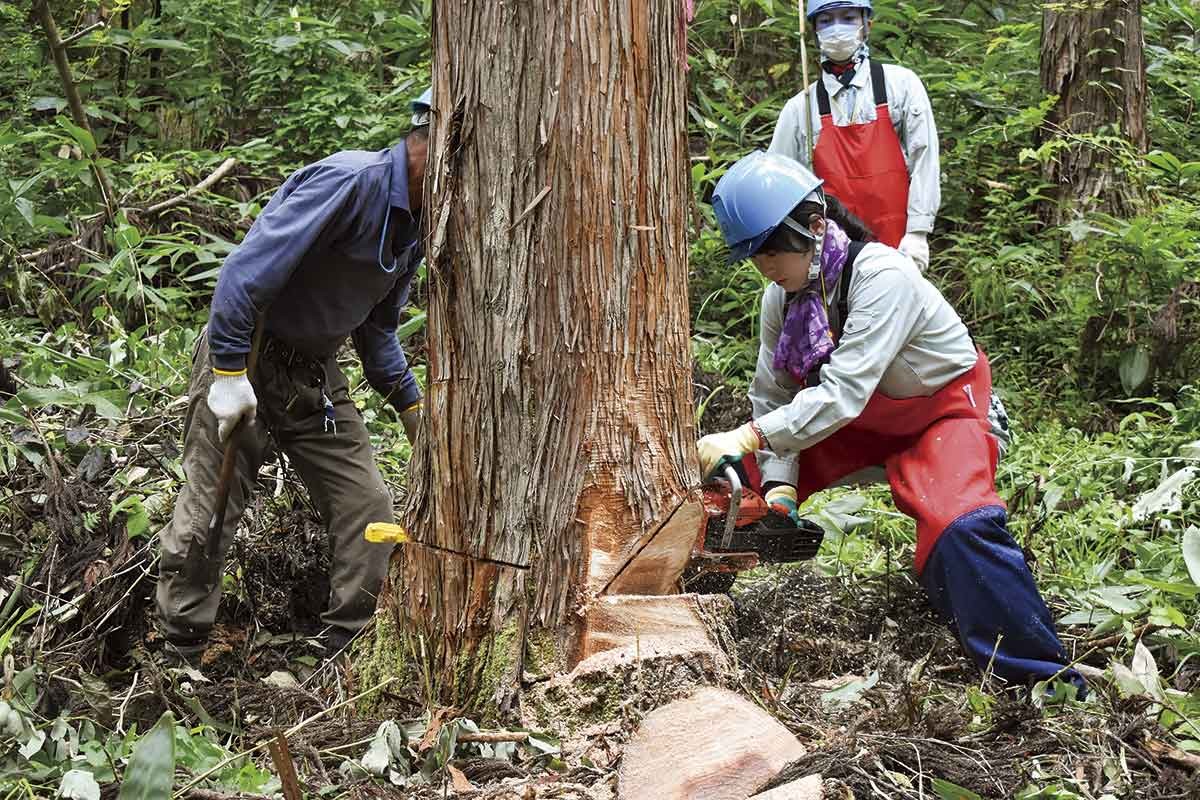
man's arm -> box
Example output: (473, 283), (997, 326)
(351, 265), (421, 413)
(896, 70), (941, 235)
(208, 165), (359, 373)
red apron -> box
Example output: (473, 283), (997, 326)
(743, 350), (1003, 572)
(812, 60), (910, 248)
(787, 352), (1004, 573)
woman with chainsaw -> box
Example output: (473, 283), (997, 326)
(770, 0), (938, 271)
(697, 151), (1083, 696)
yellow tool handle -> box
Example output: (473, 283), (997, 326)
(364, 522), (411, 544)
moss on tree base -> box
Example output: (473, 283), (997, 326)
(355, 591), (736, 741)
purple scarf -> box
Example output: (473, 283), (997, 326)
(772, 220), (852, 384)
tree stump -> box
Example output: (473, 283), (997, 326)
(523, 593), (736, 736)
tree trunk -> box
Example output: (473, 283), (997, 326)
(374, 0), (702, 709)
(1040, 0), (1147, 220)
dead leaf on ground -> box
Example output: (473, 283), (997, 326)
(448, 763), (474, 791)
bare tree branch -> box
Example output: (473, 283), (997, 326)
(144, 158), (239, 214)
(32, 0), (118, 221)
(60, 20), (107, 47)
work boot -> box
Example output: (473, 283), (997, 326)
(162, 637), (208, 669)
(322, 626), (358, 657)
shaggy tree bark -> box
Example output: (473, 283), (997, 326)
(1040, 0), (1147, 220)
(377, 0), (703, 707)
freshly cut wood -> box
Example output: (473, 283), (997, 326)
(751, 775), (823, 800)
(576, 593), (731, 664)
(592, 492), (705, 596)
(618, 687), (806, 800)
(523, 594), (736, 737)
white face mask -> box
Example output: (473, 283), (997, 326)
(817, 22), (863, 63)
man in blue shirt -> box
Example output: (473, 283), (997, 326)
(156, 90), (432, 661)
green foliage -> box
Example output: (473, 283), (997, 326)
(0, 0), (1199, 793)
(118, 712), (175, 800)
(688, 0), (1200, 410)
(0, 697), (275, 797)
(1, 0), (431, 332)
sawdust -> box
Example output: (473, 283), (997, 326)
(734, 563), (961, 685)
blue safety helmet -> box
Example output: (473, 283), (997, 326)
(806, 0), (872, 20)
(411, 87), (432, 127)
(711, 151), (825, 263)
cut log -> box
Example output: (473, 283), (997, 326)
(751, 775), (823, 800)
(618, 687), (806, 800)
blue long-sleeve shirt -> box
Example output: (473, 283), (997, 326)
(209, 141), (423, 410)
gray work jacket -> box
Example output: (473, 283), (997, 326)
(751, 244), (980, 486)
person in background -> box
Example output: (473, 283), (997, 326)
(155, 89), (433, 663)
(770, 0), (938, 271)
(698, 151), (1083, 696)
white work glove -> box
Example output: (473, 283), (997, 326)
(207, 372), (257, 442)
(898, 231), (930, 272)
(696, 422), (764, 479)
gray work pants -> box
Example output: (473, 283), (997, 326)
(155, 331), (393, 642)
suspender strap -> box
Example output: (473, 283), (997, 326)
(870, 59), (887, 107)
(816, 72), (832, 117)
(815, 59), (889, 117)
(834, 241), (866, 340)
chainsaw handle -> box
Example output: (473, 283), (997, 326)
(720, 464), (741, 550)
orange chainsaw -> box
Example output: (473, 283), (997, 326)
(685, 464), (825, 591)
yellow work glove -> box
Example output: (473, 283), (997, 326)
(696, 422), (764, 479)
(399, 400), (422, 444)
(764, 485), (800, 523)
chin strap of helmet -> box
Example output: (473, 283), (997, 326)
(780, 192), (828, 281)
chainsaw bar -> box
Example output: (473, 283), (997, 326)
(702, 510), (825, 563)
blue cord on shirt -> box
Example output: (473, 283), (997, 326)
(377, 208), (399, 274)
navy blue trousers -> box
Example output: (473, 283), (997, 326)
(920, 506), (1085, 695)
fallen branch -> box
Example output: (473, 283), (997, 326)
(187, 790), (273, 800)
(457, 731), (530, 744)
(145, 158), (239, 214)
(267, 732), (304, 800)
(1087, 622), (1160, 650)
(1145, 738), (1200, 772)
